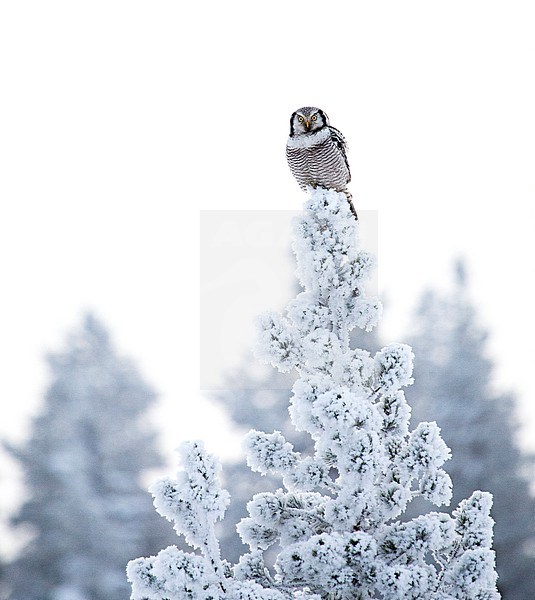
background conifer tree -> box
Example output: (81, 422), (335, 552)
(4, 314), (174, 600)
(407, 262), (535, 599)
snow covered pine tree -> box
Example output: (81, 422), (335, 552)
(4, 314), (175, 600)
(407, 263), (535, 599)
(128, 189), (500, 599)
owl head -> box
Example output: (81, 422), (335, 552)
(290, 106), (329, 136)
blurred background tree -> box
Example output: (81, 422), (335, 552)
(406, 260), (535, 599)
(2, 314), (175, 600)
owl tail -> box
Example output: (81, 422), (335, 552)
(344, 190), (358, 221)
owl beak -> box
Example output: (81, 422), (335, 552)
(304, 119), (310, 130)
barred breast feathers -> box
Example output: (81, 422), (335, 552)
(286, 127), (331, 149)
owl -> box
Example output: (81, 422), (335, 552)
(286, 106), (357, 218)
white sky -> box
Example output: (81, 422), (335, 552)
(1, 1), (534, 547)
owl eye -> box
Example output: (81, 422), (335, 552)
(311, 115), (317, 121)
(297, 116), (304, 123)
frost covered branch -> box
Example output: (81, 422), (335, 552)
(128, 188), (499, 599)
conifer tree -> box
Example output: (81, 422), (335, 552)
(407, 262), (535, 599)
(214, 362), (299, 564)
(213, 313), (382, 564)
(5, 314), (174, 600)
(128, 189), (500, 599)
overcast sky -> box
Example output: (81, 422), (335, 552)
(1, 1), (534, 548)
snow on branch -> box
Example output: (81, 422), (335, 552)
(128, 188), (500, 599)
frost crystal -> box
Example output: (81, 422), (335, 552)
(128, 188), (500, 599)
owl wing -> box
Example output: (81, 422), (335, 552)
(328, 126), (351, 183)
